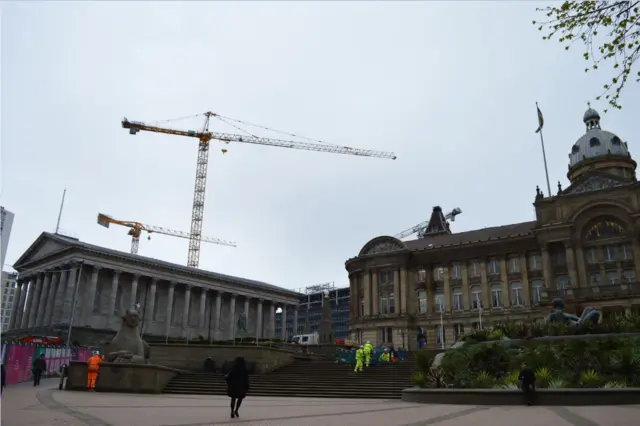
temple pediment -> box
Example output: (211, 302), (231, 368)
(13, 233), (72, 267)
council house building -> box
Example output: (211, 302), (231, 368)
(346, 107), (640, 349)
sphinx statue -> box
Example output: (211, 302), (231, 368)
(545, 298), (601, 327)
(106, 307), (150, 363)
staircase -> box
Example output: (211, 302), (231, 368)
(163, 359), (416, 399)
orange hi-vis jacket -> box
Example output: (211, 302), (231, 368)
(87, 354), (104, 373)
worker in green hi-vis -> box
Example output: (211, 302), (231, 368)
(364, 341), (373, 367)
(354, 346), (365, 373)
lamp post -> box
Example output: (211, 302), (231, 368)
(439, 300), (445, 350)
(476, 293), (483, 330)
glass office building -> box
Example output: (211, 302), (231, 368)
(275, 286), (350, 341)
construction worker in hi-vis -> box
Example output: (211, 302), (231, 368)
(354, 345), (365, 373)
(364, 341), (373, 367)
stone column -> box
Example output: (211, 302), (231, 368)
(109, 270), (121, 317)
(182, 285), (192, 336)
(349, 274), (357, 318)
(229, 294), (237, 340)
(44, 271), (60, 325)
(22, 277), (37, 328)
(461, 263), (470, 311)
(130, 274), (140, 308)
(393, 268), (400, 314)
(371, 270), (379, 315)
(28, 273), (43, 327)
(84, 265), (101, 324)
(147, 277), (158, 325)
(443, 267), (452, 312)
(363, 271), (371, 316)
(52, 268), (69, 324)
(281, 305), (288, 340)
(256, 298), (264, 339)
(61, 266), (79, 324)
(399, 268), (408, 314)
(198, 287), (207, 330)
(520, 254), (532, 306)
(213, 290), (222, 340)
(9, 280), (23, 329)
(500, 258), (510, 308)
(35, 272), (52, 326)
(480, 262), (490, 310)
(165, 281), (175, 338)
(565, 242), (579, 288)
(269, 302), (276, 338)
(292, 306), (299, 336)
(15, 279), (28, 329)
(243, 297), (250, 332)
(541, 246), (553, 289)
(632, 238), (640, 282)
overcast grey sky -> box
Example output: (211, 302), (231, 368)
(2, 1), (639, 291)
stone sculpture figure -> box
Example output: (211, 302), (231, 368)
(106, 307), (150, 363)
(237, 311), (248, 334)
(545, 298), (601, 327)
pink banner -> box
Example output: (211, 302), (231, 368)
(21, 346), (35, 383)
(6, 344), (18, 385)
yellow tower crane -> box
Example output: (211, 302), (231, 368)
(97, 213), (237, 255)
(122, 112), (397, 268)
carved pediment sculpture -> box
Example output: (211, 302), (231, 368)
(360, 237), (406, 256)
(563, 175), (628, 195)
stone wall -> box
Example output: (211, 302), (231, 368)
(66, 361), (181, 393)
(148, 344), (296, 373)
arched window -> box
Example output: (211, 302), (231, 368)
(584, 218), (626, 241)
(490, 283), (503, 308)
(417, 290), (428, 313)
(510, 282), (523, 306)
(530, 279), (543, 305)
(452, 287), (463, 311)
(589, 137), (601, 147)
(435, 284), (445, 312)
(469, 285), (482, 309)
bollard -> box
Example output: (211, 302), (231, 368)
(59, 364), (68, 390)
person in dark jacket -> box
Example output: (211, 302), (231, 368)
(1, 363), (6, 395)
(518, 361), (536, 406)
(32, 353), (47, 387)
(225, 357), (250, 419)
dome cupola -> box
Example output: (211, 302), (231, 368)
(567, 104), (635, 183)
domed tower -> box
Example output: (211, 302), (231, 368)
(567, 106), (636, 184)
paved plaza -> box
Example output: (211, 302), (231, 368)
(1, 379), (639, 426)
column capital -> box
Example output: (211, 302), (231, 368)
(257, 298), (264, 303)
(229, 292), (238, 299)
(169, 280), (177, 287)
(112, 269), (122, 276)
(150, 276), (159, 284)
(132, 273), (141, 279)
(184, 283), (193, 291)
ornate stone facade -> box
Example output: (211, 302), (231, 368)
(8, 232), (299, 341)
(346, 108), (640, 350)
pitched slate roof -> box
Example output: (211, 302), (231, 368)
(26, 232), (300, 296)
(404, 221), (536, 251)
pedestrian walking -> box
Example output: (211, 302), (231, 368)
(1, 363), (6, 395)
(518, 361), (536, 406)
(32, 352), (46, 386)
(225, 357), (250, 419)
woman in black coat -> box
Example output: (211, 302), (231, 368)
(225, 357), (249, 419)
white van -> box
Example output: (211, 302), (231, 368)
(291, 332), (319, 346)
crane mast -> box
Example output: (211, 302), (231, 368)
(122, 112), (397, 268)
(97, 213), (236, 256)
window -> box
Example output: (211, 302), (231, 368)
(531, 280), (543, 305)
(605, 271), (619, 285)
(433, 267), (445, 282)
(435, 325), (445, 346)
(487, 260), (500, 275)
(621, 244), (633, 260)
(435, 287), (445, 313)
(586, 248), (598, 264)
(452, 287), (463, 311)
(589, 273), (601, 286)
(551, 250), (566, 266)
(491, 284), (503, 308)
(453, 323), (464, 341)
(589, 137), (601, 147)
(469, 261), (480, 277)
(379, 294), (388, 314)
(623, 269), (636, 283)
(510, 282), (523, 306)
(417, 268), (427, 283)
(379, 270), (394, 284)
(556, 275), (570, 290)
(379, 327), (393, 344)
(359, 297), (364, 316)
(612, 136), (622, 145)
(507, 256), (520, 273)
(470, 285), (482, 309)
(417, 290), (428, 313)
(450, 263), (462, 279)
(604, 246), (616, 262)
(389, 293), (395, 314)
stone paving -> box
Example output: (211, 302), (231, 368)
(1, 379), (639, 426)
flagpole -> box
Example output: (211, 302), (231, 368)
(536, 102), (552, 197)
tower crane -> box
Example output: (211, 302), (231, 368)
(122, 112), (397, 268)
(394, 207), (462, 240)
(96, 213), (237, 256)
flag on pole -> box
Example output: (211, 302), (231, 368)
(535, 103), (544, 133)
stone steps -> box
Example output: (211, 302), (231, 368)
(163, 360), (416, 399)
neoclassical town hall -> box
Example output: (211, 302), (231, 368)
(347, 108), (640, 349)
(7, 232), (300, 341)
